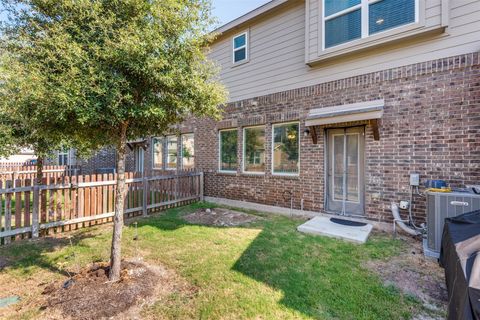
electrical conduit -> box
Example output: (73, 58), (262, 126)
(391, 203), (422, 236)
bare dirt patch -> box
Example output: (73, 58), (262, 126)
(184, 208), (261, 227)
(367, 233), (447, 318)
(41, 260), (197, 320)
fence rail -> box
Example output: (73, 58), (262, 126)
(0, 165), (81, 185)
(0, 162), (33, 169)
(0, 172), (203, 245)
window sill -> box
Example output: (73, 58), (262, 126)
(308, 24), (445, 66)
(241, 172), (265, 177)
(231, 59), (250, 68)
(271, 173), (300, 179)
(217, 170), (238, 176)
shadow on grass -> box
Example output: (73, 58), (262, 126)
(137, 202), (415, 319)
(0, 231), (101, 277)
(229, 218), (416, 319)
(0, 202), (416, 319)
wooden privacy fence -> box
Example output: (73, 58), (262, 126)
(0, 165), (81, 185)
(0, 172), (204, 245)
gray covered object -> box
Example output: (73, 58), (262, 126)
(440, 210), (480, 320)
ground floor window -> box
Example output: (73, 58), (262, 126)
(152, 137), (164, 169)
(243, 126), (265, 173)
(166, 135), (178, 170)
(181, 133), (195, 170)
(219, 129), (238, 172)
(134, 146), (144, 173)
(272, 122), (299, 175)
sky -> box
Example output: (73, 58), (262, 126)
(212, 0), (271, 26)
(0, 1), (272, 26)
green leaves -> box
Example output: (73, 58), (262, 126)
(1, 0), (227, 152)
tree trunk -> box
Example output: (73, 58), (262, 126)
(35, 156), (44, 186)
(109, 123), (128, 281)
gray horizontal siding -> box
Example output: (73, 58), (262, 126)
(210, 0), (480, 102)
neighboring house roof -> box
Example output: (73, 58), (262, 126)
(214, 0), (292, 35)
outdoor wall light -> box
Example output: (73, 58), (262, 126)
(303, 128), (310, 137)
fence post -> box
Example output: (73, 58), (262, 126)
(142, 177), (148, 217)
(199, 172), (204, 202)
(32, 184), (40, 238)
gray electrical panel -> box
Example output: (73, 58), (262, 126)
(425, 191), (480, 258)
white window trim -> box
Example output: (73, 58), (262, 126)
(322, 0), (420, 51)
(181, 133), (195, 170)
(232, 31), (249, 65)
(58, 150), (69, 166)
(271, 122), (300, 177)
(218, 128), (238, 173)
(152, 137), (164, 170)
(242, 125), (266, 175)
(166, 135), (178, 171)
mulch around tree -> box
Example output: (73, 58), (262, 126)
(183, 208), (261, 227)
(41, 260), (196, 320)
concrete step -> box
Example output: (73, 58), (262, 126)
(297, 216), (373, 244)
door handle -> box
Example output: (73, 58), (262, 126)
(450, 201), (469, 207)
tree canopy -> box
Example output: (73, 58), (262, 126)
(0, 0), (227, 148)
(0, 0), (227, 280)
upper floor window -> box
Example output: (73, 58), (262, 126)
(233, 32), (248, 64)
(58, 150), (69, 166)
(323, 0), (417, 49)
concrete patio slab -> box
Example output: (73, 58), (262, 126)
(297, 216), (373, 244)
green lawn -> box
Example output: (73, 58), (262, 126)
(0, 202), (424, 319)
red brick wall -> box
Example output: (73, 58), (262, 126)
(138, 52), (479, 222)
(77, 147), (118, 175)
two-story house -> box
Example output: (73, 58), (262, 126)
(132, 0), (479, 222)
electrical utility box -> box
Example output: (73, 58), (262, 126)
(425, 191), (480, 258)
(410, 173), (420, 186)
